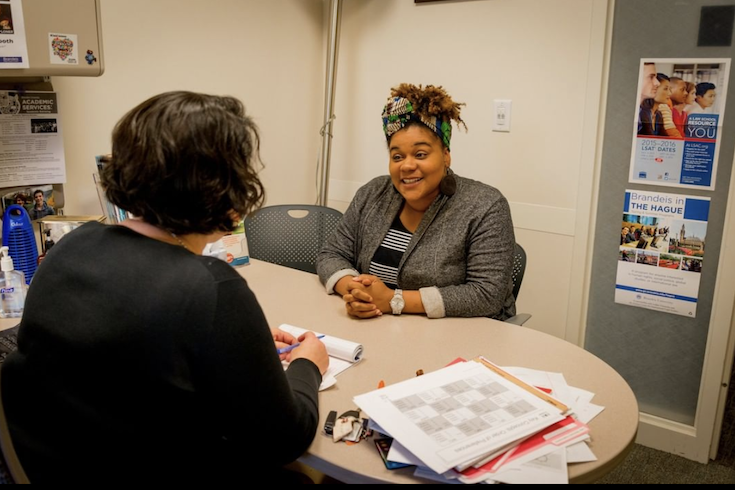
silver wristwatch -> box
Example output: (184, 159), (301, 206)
(390, 289), (405, 315)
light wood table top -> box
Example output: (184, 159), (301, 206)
(0, 318), (19, 332)
(237, 260), (639, 484)
(1, 259), (638, 483)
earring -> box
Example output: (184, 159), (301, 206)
(439, 167), (456, 196)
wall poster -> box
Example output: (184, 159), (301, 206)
(0, 0), (29, 69)
(0, 90), (66, 187)
(616, 190), (710, 318)
(629, 58), (730, 190)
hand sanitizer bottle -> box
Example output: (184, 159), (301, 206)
(0, 246), (27, 318)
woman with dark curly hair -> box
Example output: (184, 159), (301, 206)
(316, 83), (516, 320)
(1, 91), (328, 483)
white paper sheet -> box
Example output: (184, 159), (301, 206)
(490, 447), (569, 485)
(566, 441), (598, 463)
(505, 367), (606, 425)
(457, 416), (589, 484)
(279, 323), (363, 391)
(574, 402), (605, 425)
(0, 91), (66, 186)
(504, 367), (576, 410)
(0, 0), (30, 69)
(388, 438), (425, 466)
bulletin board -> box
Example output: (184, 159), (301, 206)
(585, 0), (735, 425)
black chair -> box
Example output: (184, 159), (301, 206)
(244, 205), (343, 274)
(505, 243), (531, 326)
(511, 242), (526, 301)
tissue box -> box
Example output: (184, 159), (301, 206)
(220, 221), (249, 266)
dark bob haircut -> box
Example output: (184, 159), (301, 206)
(102, 91), (265, 235)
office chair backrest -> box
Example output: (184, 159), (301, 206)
(244, 205), (343, 274)
(511, 243), (526, 301)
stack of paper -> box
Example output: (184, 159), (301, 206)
(279, 323), (363, 390)
(354, 357), (602, 484)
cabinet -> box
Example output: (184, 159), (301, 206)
(0, 0), (103, 78)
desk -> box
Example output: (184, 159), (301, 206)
(238, 260), (639, 484)
(0, 318), (18, 333)
(0, 259), (639, 484)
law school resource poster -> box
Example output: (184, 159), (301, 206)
(629, 58), (730, 191)
(616, 190), (710, 318)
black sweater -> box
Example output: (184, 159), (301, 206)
(1, 222), (321, 483)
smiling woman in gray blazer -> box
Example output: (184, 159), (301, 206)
(316, 83), (516, 321)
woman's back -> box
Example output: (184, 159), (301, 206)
(1, 222), (320, 482)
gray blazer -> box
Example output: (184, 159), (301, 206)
(316, 175), (516, 320)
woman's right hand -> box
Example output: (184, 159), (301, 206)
(337, 276), (382, 319)
(288, 331), (329, 376)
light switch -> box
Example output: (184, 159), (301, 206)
(492, 99), (512, 132)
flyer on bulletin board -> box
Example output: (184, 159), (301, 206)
(0, 0), (30, 69)
(0, 90), (67, 187)
(629, 58), (730, 191)
(616, 190), (710, 318)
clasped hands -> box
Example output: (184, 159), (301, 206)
(339, 274), (392, 319)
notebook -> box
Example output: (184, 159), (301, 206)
(278, 323), (363, 391)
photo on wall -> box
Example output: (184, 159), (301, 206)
(1, 184), (56, 218)
(629, 58), (730, 190)
(30, 118), (58, 133)
(0, 1), (14, 34)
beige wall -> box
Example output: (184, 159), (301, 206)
(52, 0), (325, 215)
(39, 0), (609, 341)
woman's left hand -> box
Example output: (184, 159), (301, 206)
(341, 275), (387, 319)
(351, 275), (393, 314)
(271, 327), (297, 359)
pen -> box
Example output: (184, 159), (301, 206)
(277, 334), (326, 355)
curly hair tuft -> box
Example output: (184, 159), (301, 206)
(391, 83), (468, 132)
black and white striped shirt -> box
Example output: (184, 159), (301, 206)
(369, 215), (412, 289)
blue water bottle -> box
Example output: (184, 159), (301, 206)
(2, 205), (39, 285)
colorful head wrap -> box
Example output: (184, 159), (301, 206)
(381, 96), (453, 150)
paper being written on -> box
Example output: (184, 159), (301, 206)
(279, 323), (363, 391)
(353, 361), (565, 475)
